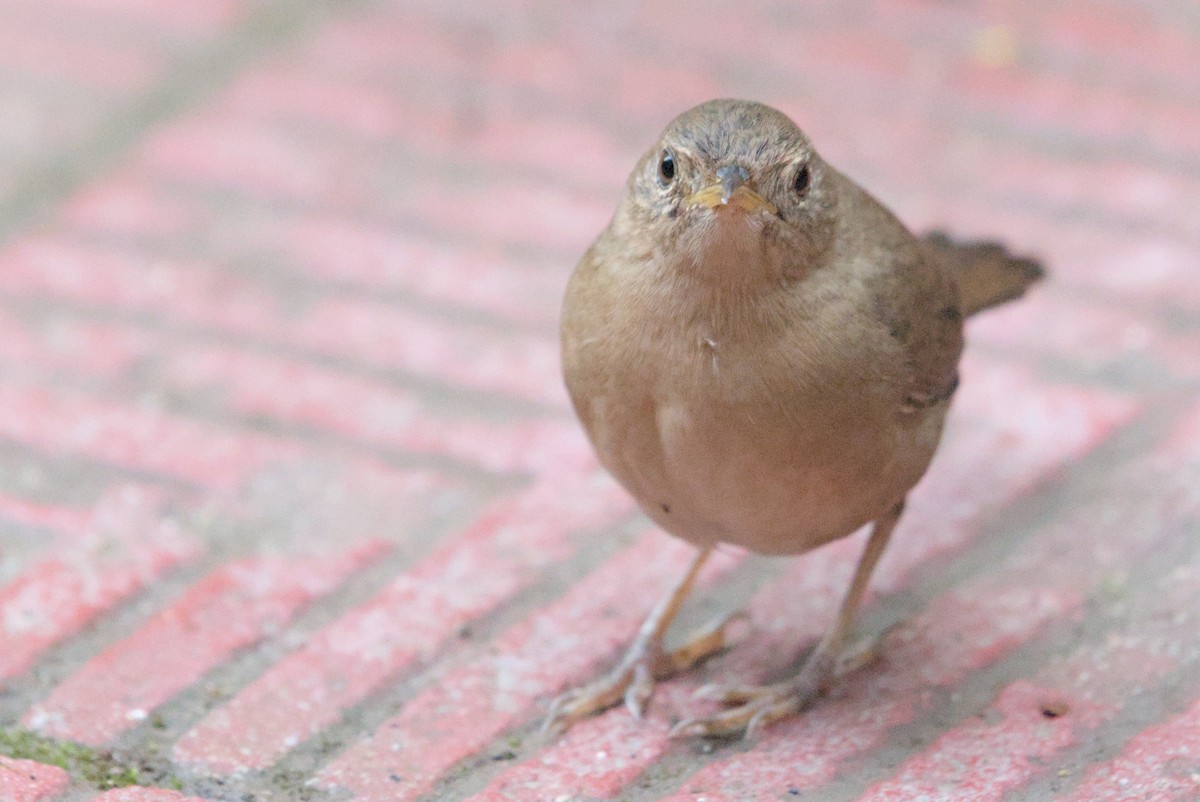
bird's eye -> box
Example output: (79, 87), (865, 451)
(658, 150), (676, 185)
(793, 164), (811, 195)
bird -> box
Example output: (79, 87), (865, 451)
(546, 98), (1044, 738)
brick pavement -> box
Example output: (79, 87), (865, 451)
(0, 1), (1197, 800)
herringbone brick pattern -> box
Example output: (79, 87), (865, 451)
(0, 1), (1197, 800)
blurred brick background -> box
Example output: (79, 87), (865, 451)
(0, 0), (1197, 800)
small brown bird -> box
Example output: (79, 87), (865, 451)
(548, 99), (1043, 738)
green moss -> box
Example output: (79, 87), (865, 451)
(0, 728), (142, 790)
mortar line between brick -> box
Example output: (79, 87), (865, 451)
(0, 369), (530, 502)
(0, 0), (366, 246)
(0, 295), (566, 423)
(412, 550), (789, 802)
(973, 344), (1198, 399)
(605, 397), (1175, 802)
(230, 512), (654, 802)
(57, 227), (560, 340)
(0, 545), (214, 727)
(823, 512), (1200, 802)
(264, 0), (1200, 178)
(92, 484), (502, 801)
(0, 437), (202, 504)
(34, 222), (1200, 364)
(795, 399), (1199, 800)
(34, 367), (531, 487)
(131, 167), (1199, 293)
(0, 481), (503, 801)
(410, 392), (1165, 802)
(132, 123), (1200, 250)
(111, 74), (1200, 221)
(616, 34), (1200, 179)
(290, 14), (1200, 182)
(1003, 615), (1200, 801)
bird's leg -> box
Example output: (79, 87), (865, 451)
(544, 545), (737, 733)
(671, 499), (904, 739)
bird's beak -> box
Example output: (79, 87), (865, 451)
(686, 165), (778, 215)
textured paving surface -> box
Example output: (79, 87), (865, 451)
(0, 0), (1198, 800)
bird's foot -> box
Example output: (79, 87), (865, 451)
(542, 612), (743, 734)
(669, 626), (893, 739)
(670, 673), (823, 739)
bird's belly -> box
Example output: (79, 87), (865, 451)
(595, 394), (937, 556)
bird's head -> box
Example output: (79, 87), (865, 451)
(619, 99), (839, 288)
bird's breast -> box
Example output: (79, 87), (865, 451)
(572, 321), (938, 556)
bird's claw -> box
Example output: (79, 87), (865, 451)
(542, 611), (744, 735)
(542, 663), (641, 735)
(670, 679), (818, 739)
(670, 639), (861, 739)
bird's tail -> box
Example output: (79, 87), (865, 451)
(921, 231), (1045, 317)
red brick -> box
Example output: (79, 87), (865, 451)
(469, 357), (1135, 799)
(0, 308), (152, 380)
(795, 27), (916, 82)
(63, 175), (204, 240)
(902, 196), (1200, 312)
(0, 486), (199, 682)
(782, 95), (1200, 242)
(0, 23), (161, 90)
(173, 471), (633, 773)
(62, 176), (568, 329)
(161, 345), (587, 474)
(263, 215), (567, 328)
(466, 698), (697, 802)
(139, 117), (355, 203)
(24, 540), (386, 744)
(0, 383), (300, 489)
(0, 269), (572, 479)
(88, 789), (211, 802)
(1037, 4), (1200, 95)
(140, 108), (614, 252)
(464, 111), (638, 184)
(441, 32), (722, 124)
(30, 0), (247, 37)
(856, 682), (1109, 802)
(0, 237), (569, 405)
(857, 356), (1137, 604)
(218, 66), (441, 144)
(859, 567), (1200, 802)
(0, 758), (70, 802)
(624, 2), (768, 67)
(655, 413), (1189, 802)
(316, 531), (740, 801)
(949, 63), (1200, 162)
(807, 399), (1200, 802)
(300, 12), (500, 85)
(1063, 694), (1200, 801)
(0, 317), (459, 515)
(0, 484), (168, 588)
(0, 312), (459, 514)
(936, 139), (1196, 237)
(0, 490), (94, 542)
(0, 237), (281, 335)
(403, 176), (612, 254)
(289, 298), (566, 406)
(744, 6), (1200, 167)
(967, 291), (1200, 384)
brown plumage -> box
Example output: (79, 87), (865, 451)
(546, 99), (1043, 738)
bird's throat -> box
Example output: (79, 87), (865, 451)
(676, 212), (783, 291)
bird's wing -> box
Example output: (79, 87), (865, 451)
(872, 244), (966, 414)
